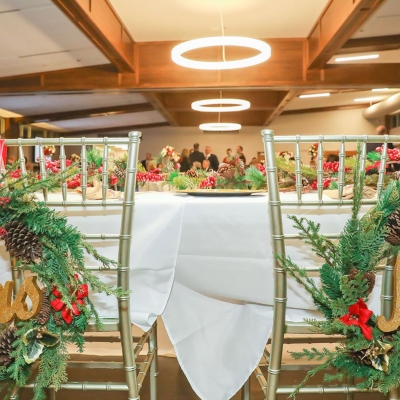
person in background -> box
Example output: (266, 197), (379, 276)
(189, 143), (205, 166)
(249, 157), (258, 166)
(204, 145), (219, 171)
(223, 148), (232, 163)
(236, 145), (246, 164)
(180, 148), (191, 173)
(6, 155), (15, 165)
(141, 153), (152, 171)
(202, 159), (211, 172)
(189, 149), (194, 155)
(366, 125), (393, 153)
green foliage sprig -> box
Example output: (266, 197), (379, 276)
(277, 147), (400, 396)
(0, 163), (123, 400)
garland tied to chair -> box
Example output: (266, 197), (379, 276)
(0, 163), (124, 400)
(279, 148), (400, 396)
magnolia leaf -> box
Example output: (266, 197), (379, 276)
(23, 340), (44, 364)
(37, 330), (60, 348)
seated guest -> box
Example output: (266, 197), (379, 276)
(189, 143), (205, 166)
(180, 148), (191, 173)
(202, 159), (212, 172)
(141, 153), (152, 171)
(192, 161), (201, 169)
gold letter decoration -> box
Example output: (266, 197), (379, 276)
(378, 257), (400, 332)
(0, 277), (43, 323)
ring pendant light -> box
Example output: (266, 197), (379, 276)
(199, 122), (241, 131)
(171, 36), (271, 70)
(192, 98), (250, 112)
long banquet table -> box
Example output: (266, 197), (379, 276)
(0, 191), (383, 400)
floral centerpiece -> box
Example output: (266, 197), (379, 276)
(157, 145), (180, 173)
(43, 145), (55, 157)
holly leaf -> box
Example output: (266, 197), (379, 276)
(23, 340), (44, 364)
(37, 331), (59, 348)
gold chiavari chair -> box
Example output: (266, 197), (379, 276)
(4, 132), (157, 400)
(252, 129), (400, 400)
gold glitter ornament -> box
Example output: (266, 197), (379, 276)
(377, 257), (400, 332)
(0, 276), (43, 323)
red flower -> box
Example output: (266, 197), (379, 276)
(50, 277), (88, 324)
(339, 298), (373, 340)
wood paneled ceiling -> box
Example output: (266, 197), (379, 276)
(0, 0), (400, 136)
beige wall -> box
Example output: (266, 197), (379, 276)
(138, 108), (380, 162)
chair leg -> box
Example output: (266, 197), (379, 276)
(149, 320), (158, 400)
(346, 376), (354, 400)
(389, 388), (400, 400)
(241, 378), (250, 400)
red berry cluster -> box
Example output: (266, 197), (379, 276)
(323, 162), (350, 173)
(109, 174), (118, 186)
(67, 174), (82, 189)
(311, 178), (332, 190)
(10, 169), (22, 179)
(0, 227), (7, 238)
(0, 197), (11, 208)
(200, 176), (216, 189)
(375, 147), (400, 161)
(45, 159), (73, 173)
(257, 164), (266, 175)
(136, 171), (164, 182)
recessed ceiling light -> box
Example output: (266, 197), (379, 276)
(335, 54), (379, 62)
(299, 93), (330, 99)
(354, 97), (382, 102)
(371, 88), (390, 92)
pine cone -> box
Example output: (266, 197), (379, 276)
(217, 163), (235, 179)
(386, 208), (400, 245)
(0, 326), (17, 367)
(114, 167), (126, 180)
(36, 289), (51, 325)
(4, 221), (42, 264)
(186, 170), (198, 178)
(348, 268), (375, 294)
(301, 177), (309, 187)
(392, 171), (400, 181)
(53, 313), (64, 326)
(352, 349), (373, 366)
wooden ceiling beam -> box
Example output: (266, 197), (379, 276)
(341, 34), (400, 54)
(59, 122), (169, 135)
(14, 103), (154, 124)
(52, 0), (135, 72)
(159, 90), (288, 111)
(265, 90), (300, 125)
(281, 103), (370, 116)
(141, 93), (179, 127)
(307, 0), (387, 69)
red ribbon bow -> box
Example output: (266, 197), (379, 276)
(50, 276), (88, 324)
(339, 298), (373, 340)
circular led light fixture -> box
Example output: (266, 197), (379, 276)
(171, 36), (271, 70)
(199, 122), (241, 131)
(192, 98), (250, 112)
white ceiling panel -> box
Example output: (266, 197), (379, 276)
(51, 111), (166, 131)
(0, 92), (147, 115)
(353, 0), (400, 38)
(0, 1), (108, 77)
(286, 90), (400, 111)
(110, 0), (329, 41)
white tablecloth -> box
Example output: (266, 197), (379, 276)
(0, 191), (382, 400)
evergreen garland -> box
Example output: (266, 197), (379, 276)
(0, 163), (123, 400)
(278, 148), (400, 397)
